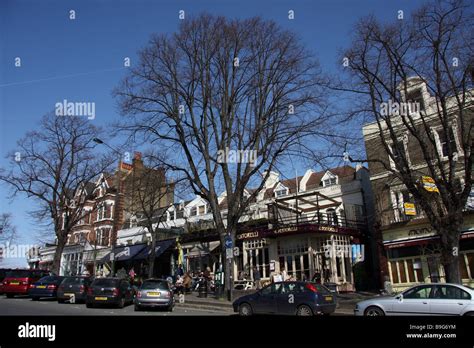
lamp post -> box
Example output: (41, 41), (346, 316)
(93, 138), (122, 277)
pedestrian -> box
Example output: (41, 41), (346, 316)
(183, 271), (192, 294)
(253, 266), (261, 289)
(128, 267), (136, 282)
(177, 264), (184, 277)
(312, 271), (322, 284)
(281, 268), (288, 281)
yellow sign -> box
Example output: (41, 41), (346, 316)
(404, 203), (417, 216)
(422, 176), (439, 193)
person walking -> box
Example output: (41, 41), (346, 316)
(253, 266), (262, 289)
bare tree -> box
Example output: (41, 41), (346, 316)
(123, 151), (177, 277)
(115, 14), (331, 296)
(0, 213), (17, 264)
(0, 114), (114, 274)
(339, 0), (473, 283)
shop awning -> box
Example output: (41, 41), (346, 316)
(134, 239), (175, 261)
(183, 241), (220, 258)
(101, 244), (147, 263)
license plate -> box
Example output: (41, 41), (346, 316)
(10, 282), (19, 285)
(325, 296), (333, 301)
(64, 293), (74, 297)
(95, 297), (107, 301)
(37, 285), (46, 289)
(147, 292), (160, 297)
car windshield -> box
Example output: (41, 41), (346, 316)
(141, 280), (169, 290)
(92, 279), (118, 287)
(6, 270), (31, 278)
(62, 277), (86, 285)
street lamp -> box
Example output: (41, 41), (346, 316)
(93, 137), (123, 277)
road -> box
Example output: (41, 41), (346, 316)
(0, 295), (225, 316)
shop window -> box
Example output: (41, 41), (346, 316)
(460, 255), (469, 279)
(399, 261), (407, 283)
(406, 259), (415, 282)
(390, 261), (399, 283)
(467, 254), (474, 278)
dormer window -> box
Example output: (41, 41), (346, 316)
(323, 177), (337, 187)
(190, 206), (198, 216)
(275, 187), (288, 198)
(406, 88), (425, 112)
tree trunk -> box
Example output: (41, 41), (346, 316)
(439, 228), (461, 284)
(148, 232), (157, 278)
(51, 233), (67, 275)
(220, 225), (236, 301)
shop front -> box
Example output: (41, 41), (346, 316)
(60, 245), (85, 276)
(182, 240), (220, 275)
(237, 223), (361, 291)
(382, 216), (474, 291)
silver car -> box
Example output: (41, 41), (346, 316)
(134, 279), (174, 312)
(354, 283), (474, 316)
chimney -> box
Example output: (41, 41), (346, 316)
(132, 152), (143, 169)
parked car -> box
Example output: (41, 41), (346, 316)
(28, 275), (64, 300)
(57, 276), (92, 303)
(3, 269), (51, 298)
(0, 268), (12, 295)
(86, 278), (134, 308)
(354, 283), (474, 316)
(233, 281), (337, 316)
(134, 278), (174, 312)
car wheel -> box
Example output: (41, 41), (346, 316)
(31, 297), (39, 301)
(365, 306), (385, 316)
(167, 305), (174, 312)
(296, 305), (313, 316)
(86, 302), (93, 308)
(239, 303), (253, 316)
(464, 311), (474, 316)
(57, 299), (65, 304)
(6, 294), (14, 298)
(134, 304), (141, 312)
(118, 297), (125, 308)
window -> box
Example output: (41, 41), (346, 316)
(169, 211), (175, 221)
(275, 188), (288, 198)
(326, 208), (338, 225)
(260, 283), (282, 295)
(323, 177), (337, 187)
(431, 285), (471, 300)
(190, 206), (197, 216)
(437, 128), (458, 158)
(391, 141), (406, 164)
(198, 205), (205, 215)
(176, 209), (184, 219)
(403, 285), (432, 299)
(406, 88), (425, 112)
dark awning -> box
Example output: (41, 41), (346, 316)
(134, 239), (175, 261)
(101, 244), (147, 263)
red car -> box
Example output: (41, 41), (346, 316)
(3, 269), (51, 298)
(0, 268), (12, 294)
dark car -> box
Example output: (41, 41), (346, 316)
(57, 276), (92, 303)
(0, 268), (12, 295)
(3, 269), (51, 298)
(232, 281), (337, 316)
(134, 279), (174, 311)
(86, 278), (134, 308)
(28, 275), (64, 300)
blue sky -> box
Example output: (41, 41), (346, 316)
(0, 0), (430, 267)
